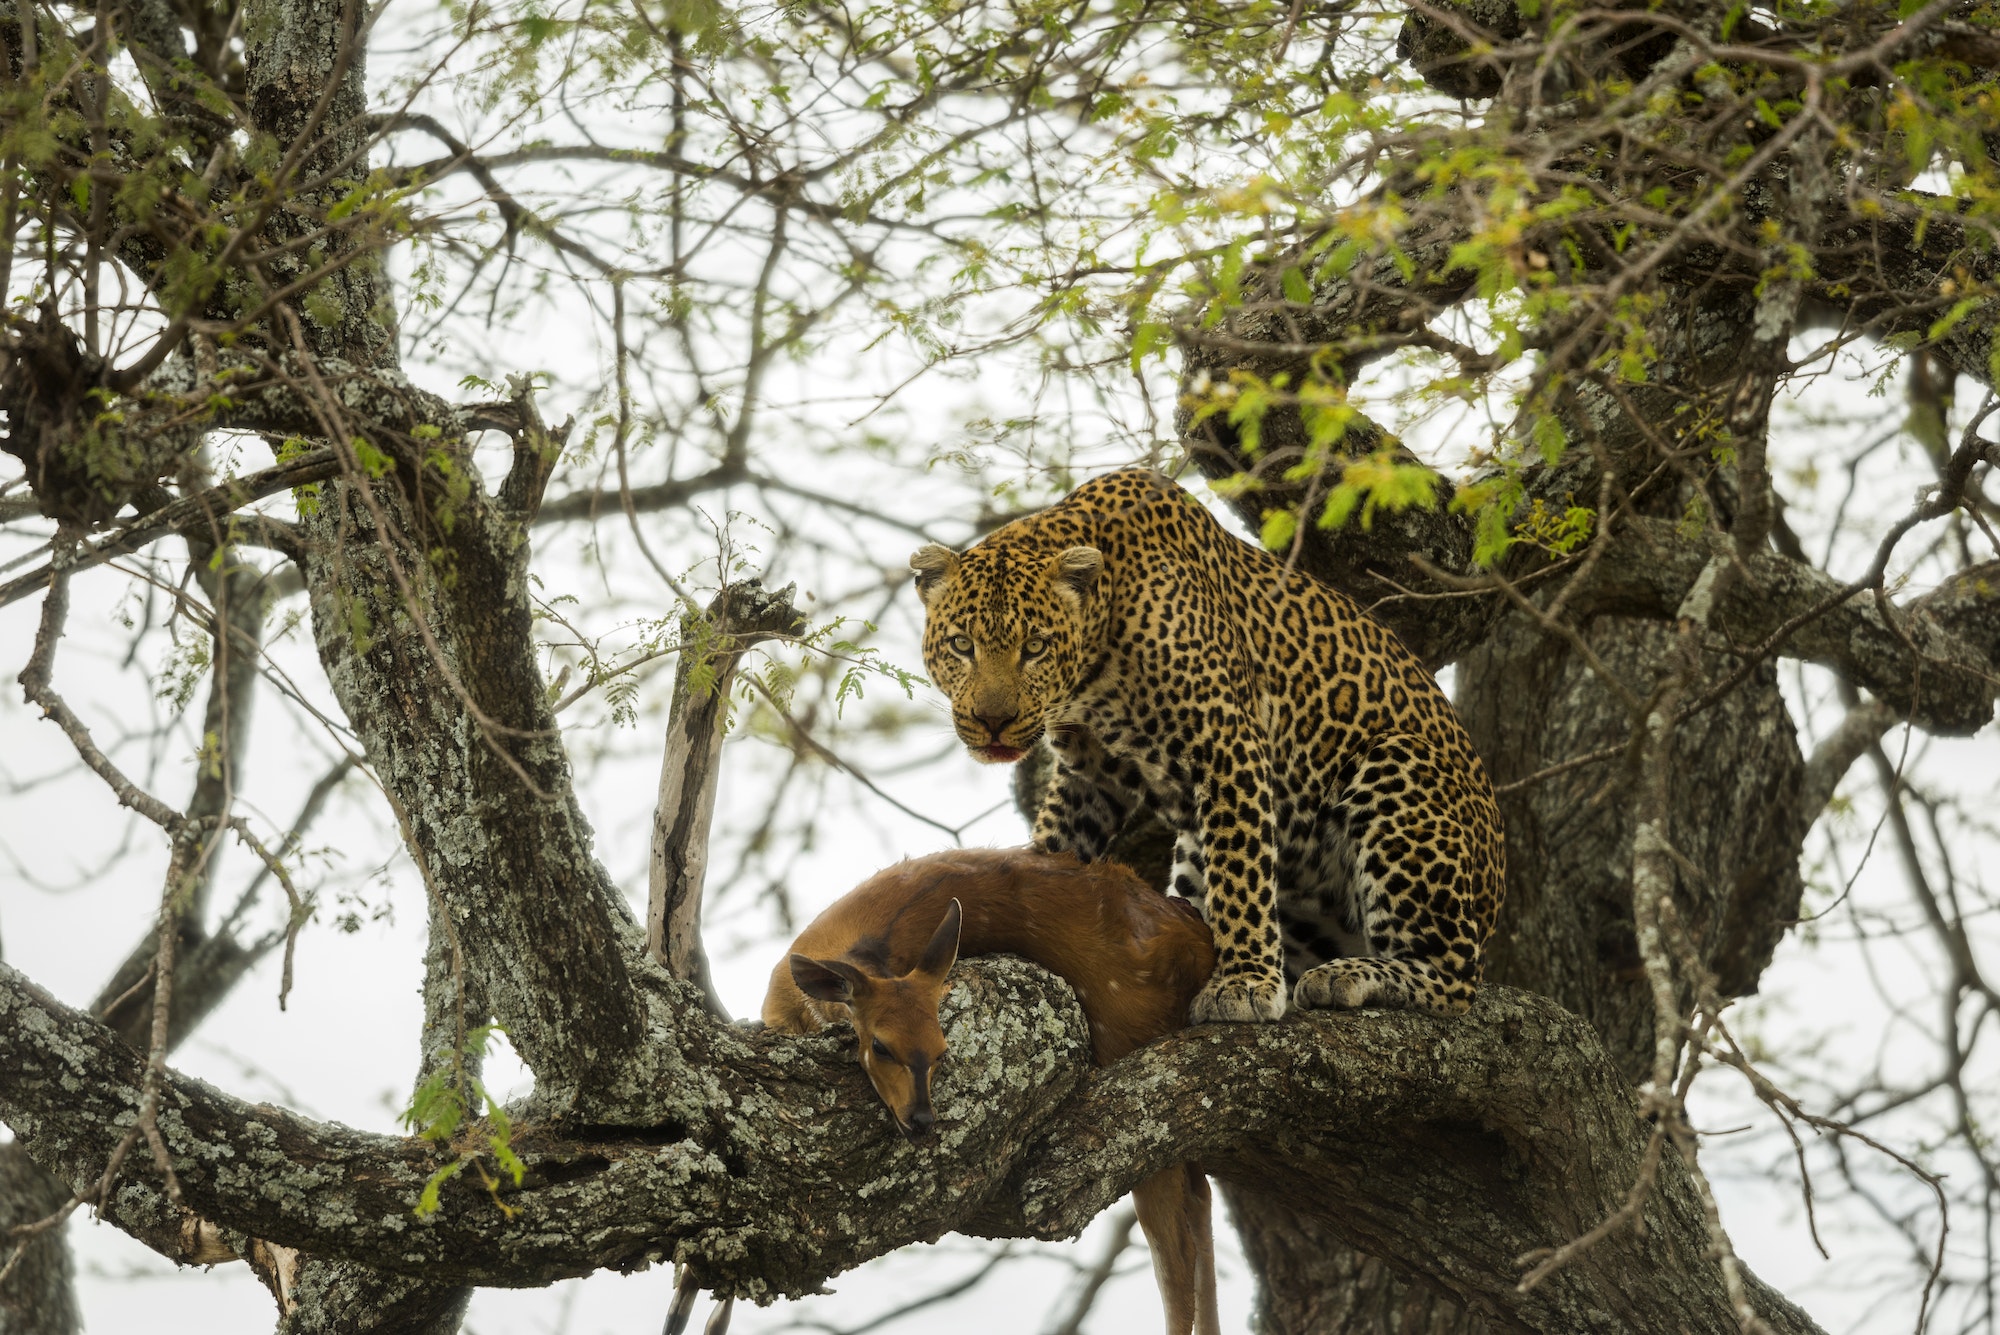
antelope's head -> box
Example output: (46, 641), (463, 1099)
(789, 900), (962, 1142)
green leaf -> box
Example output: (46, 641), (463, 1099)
(1129, 320), (1171, 373)
(1473, 502), (1513, 566)
(1532, 414), (1567, 465)
(352, 437), (394, 478)
(414, 1159), (466, 1218)
(1927, 296), (1980, 342)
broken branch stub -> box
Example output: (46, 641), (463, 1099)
(647, 581), (807, 1016)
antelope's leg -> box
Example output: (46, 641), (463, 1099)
(1132, 1165), (1215, 1335)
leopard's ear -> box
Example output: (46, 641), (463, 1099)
(1052, 546), (1102, 599)
(910, 544), (959, 607)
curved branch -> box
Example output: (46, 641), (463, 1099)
(0, 452), (332, 611)
(1570, 519), (1999, 734)
(533, 463), (747, 525)
(0, 956), (1093, 1292)
(0, 954), (1823, 1334)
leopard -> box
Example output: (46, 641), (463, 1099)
(911, 467), (1503, 1023)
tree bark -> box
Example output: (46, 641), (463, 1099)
(1465, 614), (1810, 1075)
(0, 1145), (78, 1335)
(7, 0), (1992, 1327)
(0, 953), (1829, 1335)
(1214, 601), (1815, 1331)
(274, 1265), (469, 1335)
(277, 925), (486, 1334)
(1223, 1192), (1482, 1335)
(648, 580), (807, 1014)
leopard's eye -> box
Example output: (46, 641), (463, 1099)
(948, 634), (974, 657)
(1022, 637), (1047, 659)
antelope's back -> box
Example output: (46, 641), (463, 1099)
(764, 848), (1215, 1057)
(1031, 854), (1214, 1063)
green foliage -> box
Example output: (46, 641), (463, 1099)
(154, 632), (212, 714)
(1316, 451), (1439, 532)
(401, 1025), (525, 1220)
(5, 0), (1994, 1312)
(1454, 476), (1526, 568)
(351, 438), (394, 479)
(301, 289), (347, 330)
(335, 589), (376, 657)
(1259, 507), (1298, 552)
(771, 616), (923, 721)
(423, 446), (475, 536)
(1513, 498), (1596, 556)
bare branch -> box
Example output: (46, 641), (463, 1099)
(647, 580), (807, 1017)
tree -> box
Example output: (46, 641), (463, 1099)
(1, 0), (1996, 1330)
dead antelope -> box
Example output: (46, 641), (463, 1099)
(763, 846), (1220, 1335)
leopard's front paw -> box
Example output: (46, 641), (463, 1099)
(1189, 973), (1287, 1024)
(1293, 961), (1375, 1010)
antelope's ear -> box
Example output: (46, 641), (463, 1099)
(1052, 546), (1102, 599)
(915, 899), (962, 981)
(910, 545), (959, 607)
(792, 955), (869, 1004)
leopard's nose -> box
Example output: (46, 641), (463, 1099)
(973, 709), (1017, 737)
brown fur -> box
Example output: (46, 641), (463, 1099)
(763, 848), (1220, 1335)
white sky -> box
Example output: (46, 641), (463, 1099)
(3, 5), (1998, 1331)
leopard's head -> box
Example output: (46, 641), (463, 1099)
(910, 539), (1103, 764)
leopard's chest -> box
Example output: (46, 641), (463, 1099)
(1068, 669), (1333, 817)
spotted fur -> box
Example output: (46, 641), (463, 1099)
(912, 469), (1504, 1022)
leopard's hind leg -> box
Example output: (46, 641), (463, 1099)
(1293, 733), (1494, 1016)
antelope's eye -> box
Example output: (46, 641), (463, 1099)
(871, 1038), (893, 1060)
(1022, 637), (1047, 658)
(948, 634), (974, 656)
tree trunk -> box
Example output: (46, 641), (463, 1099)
(0, 1145), (78, 1335)
(1224, 1189), (1484, 1335)
(1468, 616), (1808, 1068)
(1225, 603), (1811, 1331)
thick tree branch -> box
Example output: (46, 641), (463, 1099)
(295, 489), (656, 1096)
(1016, 992), (1824, 1334)
(1569, 520), (1999, 734)
(0, 348), (605, 612)
(0, 955), (1093, 1292)
(0, 455), (331, 610)
(0, 951), (1825, 1333)
(1799, 696), (1900, 818)
(272, 897), (490, 1334)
